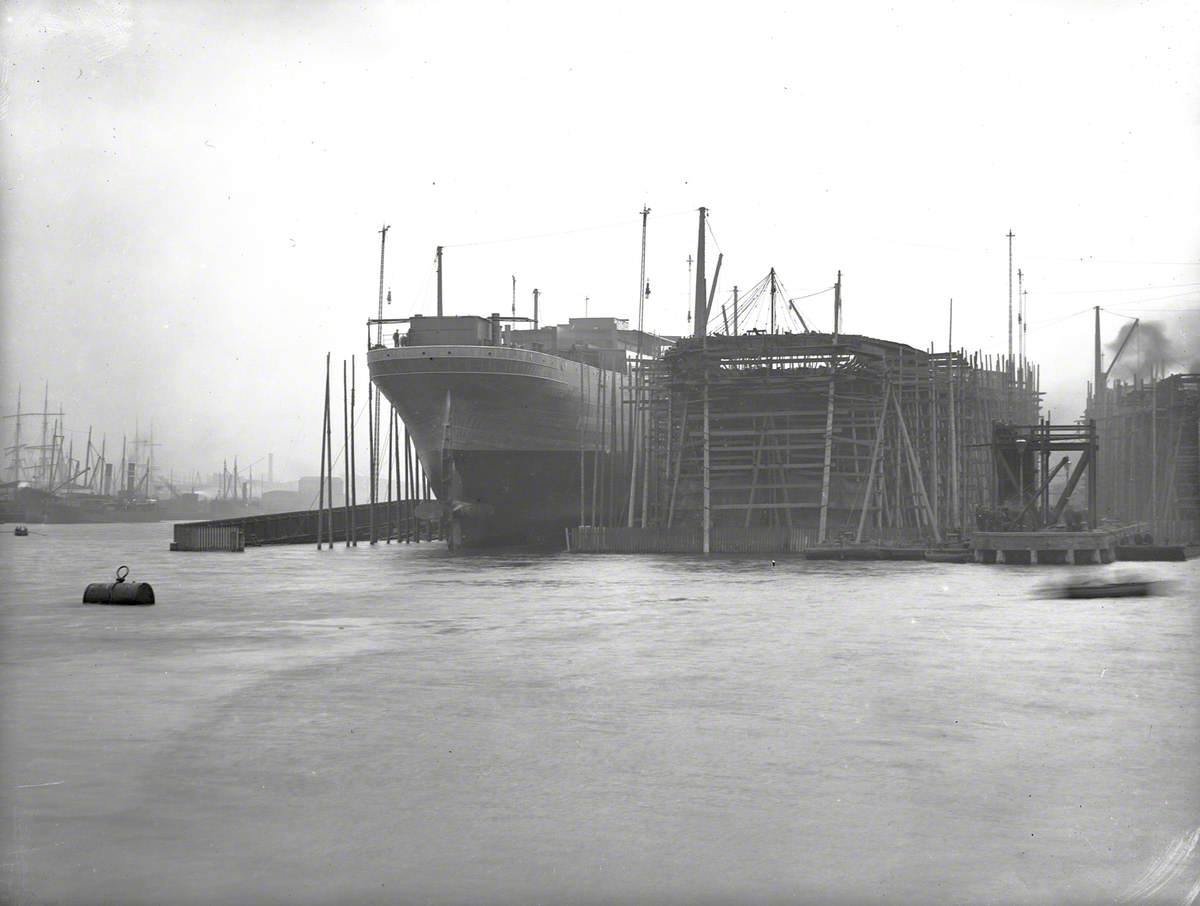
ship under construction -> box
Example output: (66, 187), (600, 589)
(369, 209), (1043, 551)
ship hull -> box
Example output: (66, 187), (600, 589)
(368, 344), (632, 546)
(2, 488), (161, 524)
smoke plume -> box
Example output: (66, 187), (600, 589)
(1106, 311), (1200, 380)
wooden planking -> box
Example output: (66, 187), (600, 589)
(172, 500), (442, 549)
(570, 524), (819, 553)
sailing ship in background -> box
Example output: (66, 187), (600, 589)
(2, 385), (320, 525)
(0, 386), (161, 523)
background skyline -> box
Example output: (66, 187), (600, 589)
(3, 0), (1199, 482)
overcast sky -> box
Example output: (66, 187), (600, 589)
(3, 0), (1198, 481)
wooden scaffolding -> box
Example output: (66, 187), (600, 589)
(1088, 372), (1200, 543)
(611, 331), (1040, 550)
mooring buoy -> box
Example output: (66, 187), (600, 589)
(83, 565), (155, 606)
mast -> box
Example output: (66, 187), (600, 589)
(769, 268), (777, 335)
(1017, 268), (1024, 366)
(84, 425), (92, 489)
(1007, 230), (1015, 373)
(833, 270), (842, 340)
(40, 383), (48, 489)
(948, 298), (959, 532)
(11, 385), (21, 483)
(47, 415), (59, 489)
(702, 371), (711, 553)
(436, 246), (444, 316)
(636, 206), (650, 340)
(692, 207), (707, 338)
(1093, 305), (1103, 411)
(533, 288), (540, 331)
(350, 355), (358, 545)
(732, 286), (739, 336)
(1021, 285), (1028, 369)
(686, 255), (693, 326)
(628, 206), (650, 526)
(376, 225), (389, 346)
(368, 379), (376, 543)
(343, 360), (351, 546)
(147, 420), (154, 497)
(373, 226), (389, 514)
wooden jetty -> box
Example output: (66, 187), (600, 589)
(172, 523), (245, 552)
(1114, 543), (1197, 562)
(171, 500), (443, 551)
(971, 528), (1127, 565)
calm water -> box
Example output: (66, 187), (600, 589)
(2, 524), (1198, 905)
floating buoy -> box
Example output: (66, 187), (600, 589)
(83, 565), (155, 606)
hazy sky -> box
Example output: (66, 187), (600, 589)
(3, 0), (1198, 481)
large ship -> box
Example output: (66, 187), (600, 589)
(368, 314), (669, 546)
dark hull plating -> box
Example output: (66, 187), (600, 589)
(368, 344), (632, 546)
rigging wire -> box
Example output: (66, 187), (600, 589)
(442, 208), (694, 250)
(1026, 307), (1093, 329)
(864, 233), (1200, 267)
(1035, 281), (1200, 295)
(1099, 288), (1200, 307)
(705, 218), (723, 256)
(789, 286), (835, 302)
(1108, 307), (1200, 315)
(1100, 308), (1139, 322)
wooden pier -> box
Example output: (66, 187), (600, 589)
(171, 500), (443, 550)
(1114, 543), (1197, 562)
(971, 528), (1125, 565)
(172, 524), (245, 552)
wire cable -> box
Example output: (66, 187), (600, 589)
(442, 208), (694, 250)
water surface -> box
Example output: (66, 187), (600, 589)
(2, 525), (1198, 904)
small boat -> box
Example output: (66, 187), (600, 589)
(924, 549), (973, 563)
(13, 525), (29, 536)
(1055, 577), (1158, 599)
